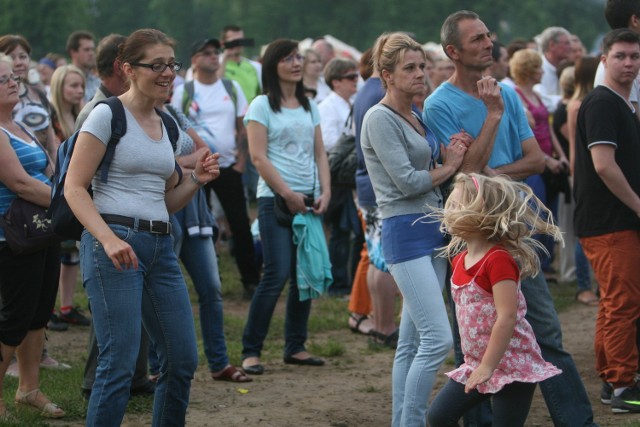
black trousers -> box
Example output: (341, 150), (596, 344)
(206, 166), (260, 289)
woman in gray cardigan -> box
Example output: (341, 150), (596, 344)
(361, 32), (467, 427)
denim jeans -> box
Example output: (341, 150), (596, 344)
(575, 241), (592, 293)
(521, 273), (597, 426)
(81, 224), (198, 427)
(389, 254), (452, 427)
(173, 210), (228, 372)
(242, 197), (311, 359)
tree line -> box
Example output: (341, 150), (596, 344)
(0, 0), (607, 62)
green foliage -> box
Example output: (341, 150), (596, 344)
(0, 0), (607, 61)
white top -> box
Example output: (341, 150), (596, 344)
(533, 55), (562, 113)
(171, 79), (248, 168)
(318, 91), (351, 151)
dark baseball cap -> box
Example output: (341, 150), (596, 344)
(191, 38), (221, 56)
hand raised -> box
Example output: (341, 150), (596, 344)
(477, 76), (504, 115)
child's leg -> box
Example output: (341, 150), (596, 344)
(428, 379), (489, 427)
(492, 382), (537, 427)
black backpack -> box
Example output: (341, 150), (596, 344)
(48, 97), (179, 240)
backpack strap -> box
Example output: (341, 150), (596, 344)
(221, 78), (238, 118)
(155, 107), (179, 152)
(95, 97), (127, 184)
(181, 80), (195, 116)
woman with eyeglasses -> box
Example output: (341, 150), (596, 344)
(64, 29), (220, 426)
(0, 54), (64, 419)
(0, 35), (58, 157)
(241, 39), (331, 375)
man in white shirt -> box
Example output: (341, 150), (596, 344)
(533, 26), (572, 113)
(172, 38), (260, 298)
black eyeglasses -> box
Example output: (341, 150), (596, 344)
(130, 62), (182, 73)
(340, 73), (359, 82)
(0, 74), (20, 85)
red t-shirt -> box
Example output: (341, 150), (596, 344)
(451, 246), (520, 294)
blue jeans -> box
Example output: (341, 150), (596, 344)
(575, 241), (592, 293)
(173, 211), (228, 372)
(148, 212), (228, 374)
(81, 224), (198, 427)
(242, 197), (311, 359)
(389, 254), (452, 427)
(521, 273), (597, 426)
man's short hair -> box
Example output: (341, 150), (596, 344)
(440, 10), (480, 58)
(96, 34), (126, 79)
(323, 57), (357, 90)
(605, 0), (640, 29)
(602, 27), (640, 54)
(538, 27), (570, 53)
(66, 30), (94, 55)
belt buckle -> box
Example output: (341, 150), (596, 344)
(149, 220), (171, 234)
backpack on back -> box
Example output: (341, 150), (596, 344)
(48, 96), (179, 240)
(181, 79), (238, 117)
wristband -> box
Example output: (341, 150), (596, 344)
(190, 171), (206, 187)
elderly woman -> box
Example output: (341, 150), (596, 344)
(0, 54), (64, 419)
(361, 32), (466, 426)
(510, 48), (569, 275)
(0, 35), (58, 156)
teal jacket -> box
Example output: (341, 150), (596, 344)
(292, 213), (333, 300)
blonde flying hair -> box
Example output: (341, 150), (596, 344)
(49, 64), (85, 139)
(436, 173), (562, 278)
(371, 32), (424, 89)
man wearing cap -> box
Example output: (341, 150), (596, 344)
(172, 38), (260, 299)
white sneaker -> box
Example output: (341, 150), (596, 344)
(40, 355), (71, 370)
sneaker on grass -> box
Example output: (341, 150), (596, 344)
(59, 307), (91, 326)
(612, 385), (640, 413)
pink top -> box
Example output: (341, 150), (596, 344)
(447, 248), (561, 393)
(515, 87), (553, 156)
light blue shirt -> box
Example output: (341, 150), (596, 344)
(424, 82), (533, 169)
(244, 95), (321, 198)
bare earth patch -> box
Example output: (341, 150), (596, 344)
(48, 300), (640, 426)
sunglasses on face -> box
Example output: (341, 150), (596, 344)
(130, 62), (183, 73)
(340, 73), (359, 82)
(0, 74), (20, 85)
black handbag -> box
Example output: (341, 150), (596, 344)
(0, 197), (59, 255)
(328, 109), (357, 189)
(273, 192), (315, 227)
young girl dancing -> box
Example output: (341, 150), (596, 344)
(428, 173), (562, 427)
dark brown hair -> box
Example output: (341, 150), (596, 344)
(0, 34), (31, 56)
(118, 29), (175, 66)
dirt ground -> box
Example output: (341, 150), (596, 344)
(48, 298), (639, 427)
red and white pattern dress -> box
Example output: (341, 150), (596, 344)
(448, 246), (561, 393)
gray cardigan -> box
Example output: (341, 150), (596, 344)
(361, 104), (442, 219)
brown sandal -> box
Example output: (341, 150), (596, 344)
(211, 365), (253, 383)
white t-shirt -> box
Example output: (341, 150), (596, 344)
(171, 79), (247, 168)
(533, 55), (561, 113)
(243, 95), (321, 199)
(318, 91), (351, 151)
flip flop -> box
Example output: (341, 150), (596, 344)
(211, 365), (253, 383)
(576, 290), (599, 306)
